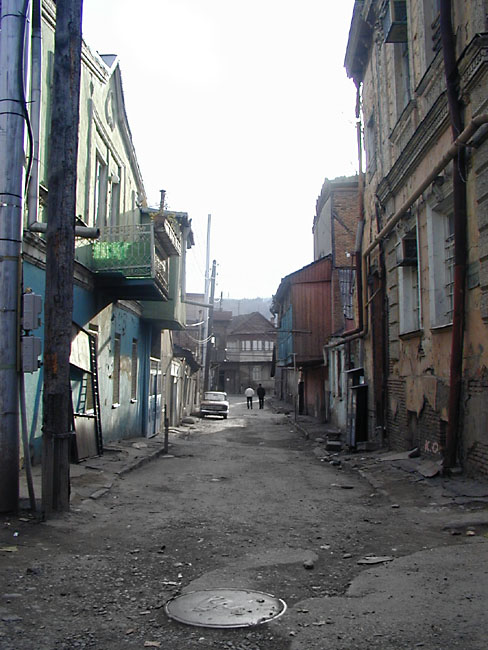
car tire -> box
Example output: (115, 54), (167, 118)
(223, 415), (227, 419)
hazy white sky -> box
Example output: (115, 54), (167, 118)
(82, 0), (358, 299)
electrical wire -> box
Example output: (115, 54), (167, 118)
(184, 332), (213, 345)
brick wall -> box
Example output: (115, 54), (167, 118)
(333, 188), (359, 267)
(387, 374), (445, 458)
(466, 441), (488, 478)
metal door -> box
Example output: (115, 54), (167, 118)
(147, 358), (161, 438)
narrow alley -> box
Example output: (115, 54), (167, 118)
(1, 398), (487, 650)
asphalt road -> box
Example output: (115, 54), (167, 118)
(0, 396), (487, 649)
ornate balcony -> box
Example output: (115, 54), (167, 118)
(75, 223), (173, 301)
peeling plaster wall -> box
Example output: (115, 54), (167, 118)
(349, 0), (488, 473)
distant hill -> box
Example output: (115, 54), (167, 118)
(217, 297), (273, 319)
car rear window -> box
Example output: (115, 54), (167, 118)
(204, 392), (226, 401)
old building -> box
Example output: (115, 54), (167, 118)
(272, 257), (332, 418)
(272, 176), (360, 423)
(19, 0), (194, 463)
(314, 177), (361, 433)
(223, 312), (276, 395)
(345, 0), (488, 474)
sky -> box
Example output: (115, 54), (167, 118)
(81, 0), (358, 300)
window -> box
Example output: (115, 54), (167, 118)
(112, 333), (121, 406)
(394, 41), (411, 115)
(383, 0), (411, 118)
(397, 226), (421, 334)
(382, 1), (408, 43)
(109, 167), (121, 225)
(131, 339), (138, 401)
(422, 0), (441, 71)
(427, 207), (454, 327)
(94, 154), (108, 228)
(252, 366), (261, 381)
(338, 268), (355, 320)
(241, 340), (251, 351)
(366, 113), (377, 175)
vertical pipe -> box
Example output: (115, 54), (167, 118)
(440, 0), (467, 470)
(0, 0), (29, 513)
(27, 0), (42, 227)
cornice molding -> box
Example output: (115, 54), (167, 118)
(377, 94), (450, 204)
(458, 33), (488, 99)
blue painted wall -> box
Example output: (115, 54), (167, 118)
(23, 262), (152, 462)
(277, 305), (294, 367)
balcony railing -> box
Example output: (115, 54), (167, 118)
(75, 223), (170, 300)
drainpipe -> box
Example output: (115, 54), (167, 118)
(25, 1), (98, 240)
(440, 0), (466, 470)
(26, 0), (41, 228)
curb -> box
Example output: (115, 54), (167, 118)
(116, 445), (169, 477)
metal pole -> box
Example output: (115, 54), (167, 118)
(0, 0), (28, 513)
(164, 405), (169, 454)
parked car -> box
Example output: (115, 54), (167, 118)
(200, 391), (229, 419)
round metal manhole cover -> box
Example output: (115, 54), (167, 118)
(165, 588), (287, 628)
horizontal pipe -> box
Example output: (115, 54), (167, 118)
(325, 113), (488, 353)
(364, 113), (488, 257)
(183, 298), (213, 309)
(29, 222), (100, 239)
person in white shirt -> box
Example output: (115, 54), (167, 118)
(244, 386), (254, 409)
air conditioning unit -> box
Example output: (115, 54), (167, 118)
(382, 0), (408, 43)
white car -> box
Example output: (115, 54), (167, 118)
(200, 391), (229, 419)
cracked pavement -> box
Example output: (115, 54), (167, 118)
(1, 396), (487, 649)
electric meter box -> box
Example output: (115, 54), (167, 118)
(22, 336), (42, 373)
(23, 292), (43, 331)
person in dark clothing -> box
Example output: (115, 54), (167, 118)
(257, 383), (266, 409)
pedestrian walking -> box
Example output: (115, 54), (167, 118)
(244, 386), (254, 409)
(257, 383), (266, 409)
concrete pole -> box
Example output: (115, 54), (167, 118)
(0, 0), (28, 512)
(201, 214), (211, 393)
(204, 260), (216, 391)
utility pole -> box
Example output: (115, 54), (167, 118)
(203, 260), (216, 391)
(0, 0), (27, 512)
(201, 214), (212, 384)
(41, 0), (83, 515)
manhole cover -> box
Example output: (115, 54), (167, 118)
(165, 588), (287, 628)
